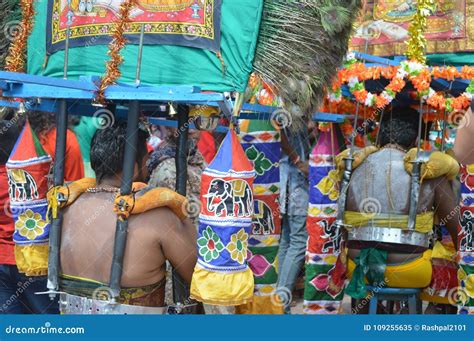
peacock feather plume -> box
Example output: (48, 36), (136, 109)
(253, 0), (362, 127)
(0, 0), (21, 67)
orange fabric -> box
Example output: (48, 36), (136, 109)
(40, 128), (84, 181)
(114, 188), (188, 220)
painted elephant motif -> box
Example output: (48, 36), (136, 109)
(204, 179), (253, 217)
(252, 200), (275, 235)
(7, 169), (39, 201)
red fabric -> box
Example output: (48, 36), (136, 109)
(40, 128), (84, 181)
(197, 131), (216, 164)
(306, 216), (337, 254)
(0, 165), (15, 265)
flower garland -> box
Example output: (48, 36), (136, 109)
(95, 0), (137, 104)
(4, 0), (35, 73)
(328, 55), (474, 114)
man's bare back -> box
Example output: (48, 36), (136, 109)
(60, 191), (197, 305)
(346, 147), (458, 264)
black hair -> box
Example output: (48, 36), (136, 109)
(379, 106), (422, 149)
(90, 121), (149, 182)
(26, 111), (56, 137)
(0, 120), (19, 164)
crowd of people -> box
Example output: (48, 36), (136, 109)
(1, 105), (472, 315)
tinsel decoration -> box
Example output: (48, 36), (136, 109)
(95, 0), (137, 104)
(252, 0), (362, 129)
(0, 0), (21, 67)
(405, 0), (435, 64)
(4, 0), (35, 73)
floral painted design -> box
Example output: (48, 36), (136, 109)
(197, 226), (225, 263)
(315, 169), (340, 201)
(245, 146), (274, 176)
(15, 209), (47, 240)
(227, 228), (249, 264)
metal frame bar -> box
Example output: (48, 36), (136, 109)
(173, 105), (190, 304)
(109, 101), (140, 298)
(46, 99), (68, 295)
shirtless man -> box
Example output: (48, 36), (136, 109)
(344, 107), (458, 313)
(59, 122), (197, 313)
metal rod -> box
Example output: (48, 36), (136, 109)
(335, 101), (360, 227)
(173, 104), (190, 303)
(63, 2), (73, 79)
(440, 109), (447, 152)
(46, 99), (68, 296)
(407, 101), (424, 230)
(108, 101), (140, 298)
(135, 25), (145, 87)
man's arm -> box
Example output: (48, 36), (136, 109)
(157, 210), (197, 284)
(434, 177), (459, 248)
(453, 108), (474, 165)
(281, 130), (309, 175)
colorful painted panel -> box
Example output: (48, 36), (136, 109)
(351, 0), (474, 56)
(236, 119), (282, 314)
(304, 130), (345, 315)
(458, 165), (474, 314)
(190, 129), (255, 306)
(29, 0), (263, 93)
(47, 0), (222, 53)
(6, 121), (52, 276)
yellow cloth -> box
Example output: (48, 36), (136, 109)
(431, 241), (456, 261)
(190, 266), (254, 306)
(404, 149), (460, 180)
(235, 295), (284, 314)
(335, 146), (379, 179)
(14, 244), (49, 276)
(335, 147), (459, 181)
(344, 211), (434, 234)
(189, 105), (219, 118)
(347, 250), (433, 288)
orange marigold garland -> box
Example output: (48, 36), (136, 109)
(4, 0), (36, 73)
(328, 56), (474, 114)
(96, 0), (138, 104)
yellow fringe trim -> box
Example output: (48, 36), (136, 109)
(235, 295), (284, 314)
(190, 266), (254, 306)
(14, 244), (49, 276)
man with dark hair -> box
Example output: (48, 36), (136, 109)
(27, 111), (84, 181)
(58, 121), (197, 314)
(341, 106), (459, 313)
(0, 120), (58, 314)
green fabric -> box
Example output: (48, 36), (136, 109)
(27, 1), (263, 93)
(304, 264), (345, 301)
(248, 246), (278, 284)
(346, 248), (388, 299)
(72, 117), (98, 163)
(31, 127), (47, 157)
(428, 53), (474, 66)
(246, 119), (277, 133)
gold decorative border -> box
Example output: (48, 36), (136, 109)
(50, 0), (215, 46)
